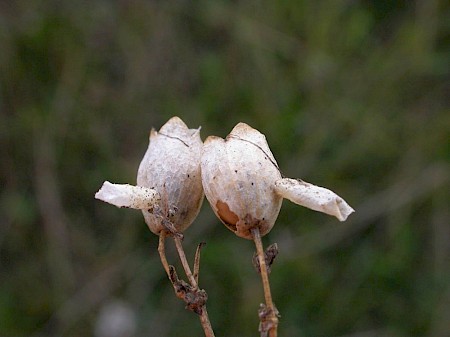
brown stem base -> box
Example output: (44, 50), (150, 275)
(251, 227), (279, 337)
(157, 231), (215, 337)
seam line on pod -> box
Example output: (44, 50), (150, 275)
(158, 132), (190, 147)
(191, 126), (201, 138)
(227, 135), (281, 174)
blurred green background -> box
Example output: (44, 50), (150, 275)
(1, 1), (449, 336)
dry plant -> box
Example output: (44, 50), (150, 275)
(95, 117), (214, 336)
(201, 122), (354, 336)
(95, 117), (354, 337)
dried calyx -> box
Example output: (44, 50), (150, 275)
(201, 122), (354, 240)
(201, 123), (283, 239)
(95, 118), (354, 240)
(95, 116), (204, 235)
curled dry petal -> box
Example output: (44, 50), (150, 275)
(137, 116), (204, 235)
(95, 181), (160, 210)
(201, 123), (283, 239)
(274, 178), (355, 221)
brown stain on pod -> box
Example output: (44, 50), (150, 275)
(137, 117), (204, 235)
(216, 200), (238, 231)
(201, 123), (282, 239)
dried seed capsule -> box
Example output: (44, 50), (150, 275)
(137, 117), (204, 235)
(95, 117), (204, 236)
(201, 123), (283, 239)
(201, 122), (354, 240)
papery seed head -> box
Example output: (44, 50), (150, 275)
(137, 117), (204, 235)
(201, 123), (282, 239)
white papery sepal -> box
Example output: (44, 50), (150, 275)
(274, 178), (354, 221)
(95, 181), (160, 210)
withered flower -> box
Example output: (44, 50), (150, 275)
(95, 118), (214, 335)
(95, 116), (204, 235)
(201, 123), (354, 239)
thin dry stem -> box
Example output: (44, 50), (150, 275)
(252, 227), (279, 337)
(157, 231), (171, 277)
(199, 307), (215, 337)
(174, 235), (198, 288)
(194, 242), (206, 284)
(169, 235), (215, 337)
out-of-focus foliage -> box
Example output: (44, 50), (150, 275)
(1, 0), (449, 336)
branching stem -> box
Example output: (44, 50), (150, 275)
(173, 236), (198, 288)
(173, 236), (215, 337)
(157, 231), (215, 337)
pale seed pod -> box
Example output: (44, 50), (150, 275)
(95, 117), (204, 236)
(201, 122), (354, 240)
(137, 116), (204, 235)
(201, 123), (283, 239)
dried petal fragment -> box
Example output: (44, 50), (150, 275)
(95, 181), (160, 210)
(274, 178), (354, 221)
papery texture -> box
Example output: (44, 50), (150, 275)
(137, 116), (204, 234)
(95, 181), (160, 209)
(201, 123), (283, 239)
(274, 178), (355, 221)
